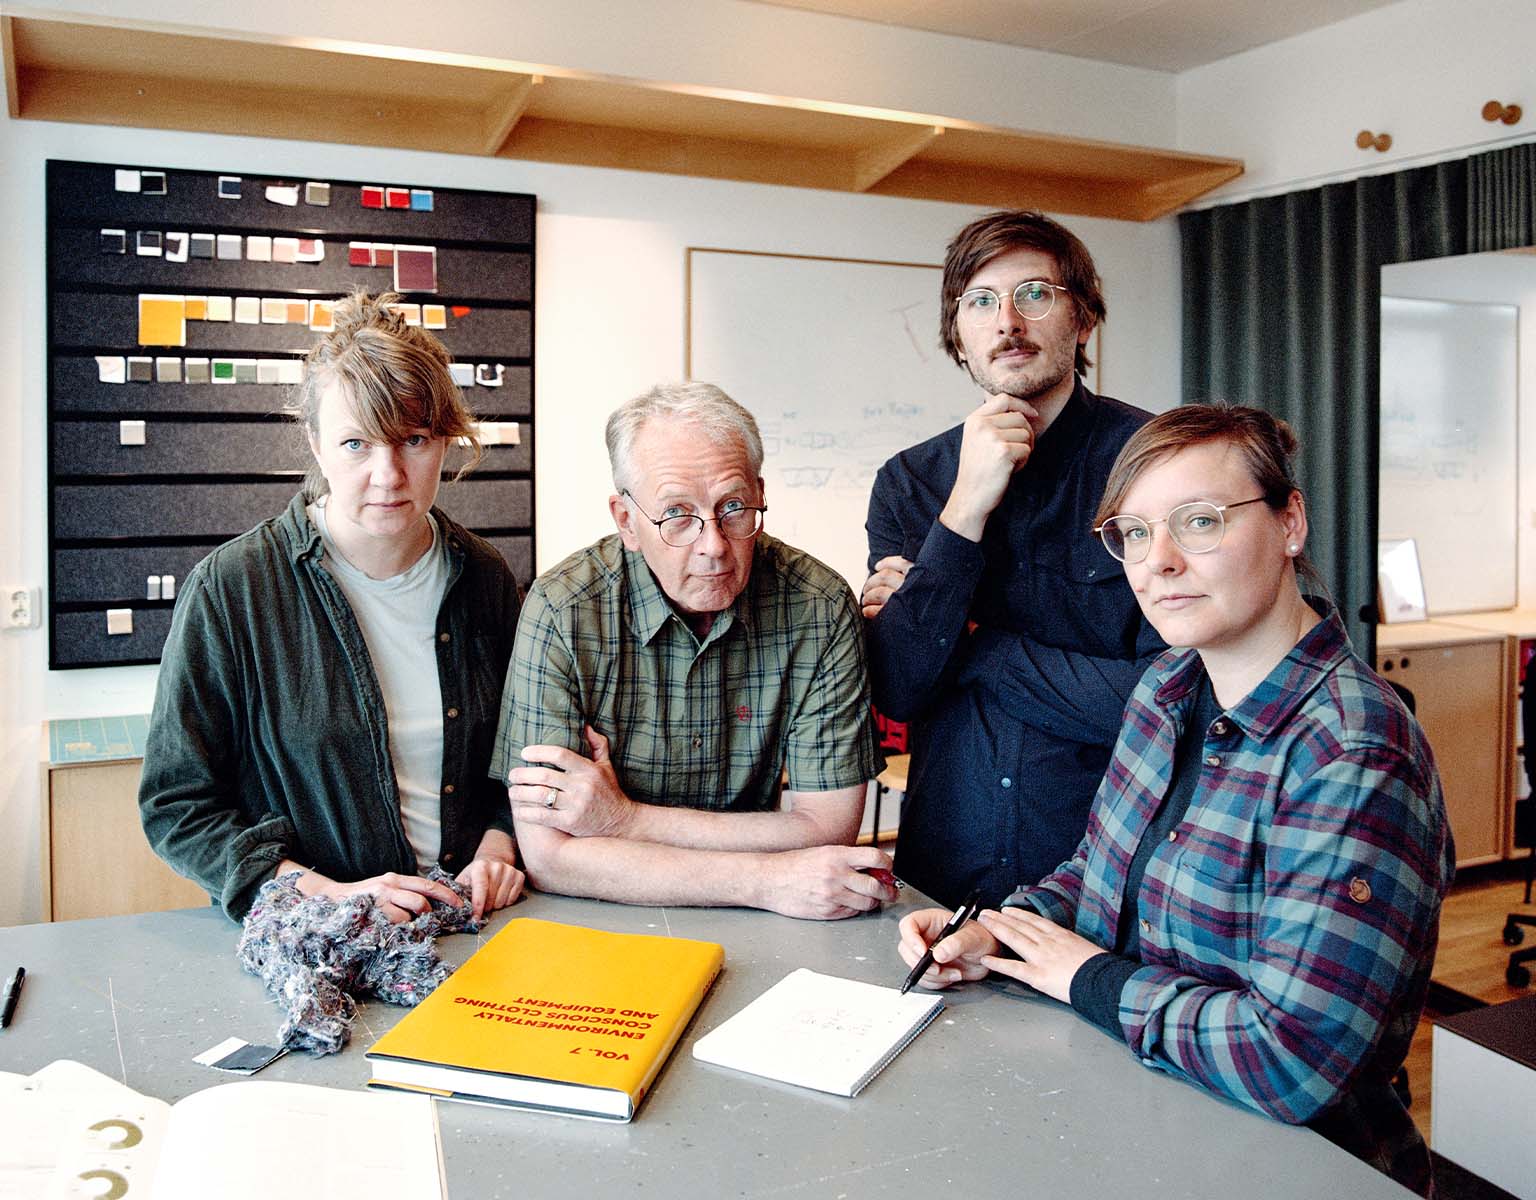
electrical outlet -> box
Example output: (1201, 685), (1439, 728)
(4, 586), (39, 630)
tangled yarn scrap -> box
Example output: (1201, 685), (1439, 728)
(237, 868), (481, 1055)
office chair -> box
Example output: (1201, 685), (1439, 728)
(1502, 658), (1536, 987)
(868, 710), (909, 850)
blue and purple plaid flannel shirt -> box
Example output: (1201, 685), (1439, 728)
(1009, 606), (1453, 1186)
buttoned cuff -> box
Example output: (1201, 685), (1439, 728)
(917, 516), (988, 576)
(1002, 884), (1074, 928)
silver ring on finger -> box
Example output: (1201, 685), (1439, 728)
(543, 787), (558, 809)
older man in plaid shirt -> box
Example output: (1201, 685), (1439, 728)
(491, 383), (897, 919)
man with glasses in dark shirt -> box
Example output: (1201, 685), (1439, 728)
(862, 210), (1163, 909)
(492, 382), (897, 918)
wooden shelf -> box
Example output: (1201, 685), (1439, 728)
(1439, 609), (1536, 640)
(1376, 620), (1505, 651)
(2, 14), (1242, 220)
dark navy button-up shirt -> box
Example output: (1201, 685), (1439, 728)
(864, 380), (1162, 908)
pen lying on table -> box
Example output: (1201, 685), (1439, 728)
(1, 966), (24, 1029)
(900, 890), (982, 994)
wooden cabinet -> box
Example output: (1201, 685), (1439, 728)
(1436, 610), (1536, 859)
(40, 719), (207, 921)
(1377, 622), (1510, 867)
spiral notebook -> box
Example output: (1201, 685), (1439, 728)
(691, 968), (944, 1097)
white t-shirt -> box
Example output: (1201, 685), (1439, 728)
(310, 500), (449, 867)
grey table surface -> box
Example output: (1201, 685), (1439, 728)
(0, 891), (1411, 1198)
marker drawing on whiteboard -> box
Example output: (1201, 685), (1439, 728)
(782, 467), (834, 489)
(893, 302), (929, 362)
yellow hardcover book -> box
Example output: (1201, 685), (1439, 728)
(365, 918), (723, 1122)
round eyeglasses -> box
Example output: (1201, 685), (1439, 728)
(1095, 497), (1268, 564)
(623, 491), (767, 549)
(956, 279), (1071, 326)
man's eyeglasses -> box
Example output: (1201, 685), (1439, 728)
(622, 491), (767, 548)
(956, 279), (1071, 326)
(1095, 497), (1268, 564)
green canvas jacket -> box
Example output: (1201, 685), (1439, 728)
(139, 492), (520, 919)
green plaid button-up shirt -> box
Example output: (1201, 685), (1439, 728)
(490, 533), (883, 810)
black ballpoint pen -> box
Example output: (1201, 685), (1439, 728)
(1, 967), (24, 1029)
(900, 890), (982, 994)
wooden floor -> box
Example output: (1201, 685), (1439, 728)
(1404, 861), (1535, 1140)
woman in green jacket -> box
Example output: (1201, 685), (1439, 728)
(140, 292), (523, 923)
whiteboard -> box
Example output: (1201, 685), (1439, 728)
(1378, 295), (1518, 614)
(687, 249), (980, 591)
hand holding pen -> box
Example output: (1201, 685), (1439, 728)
(897, 891), (988, 993)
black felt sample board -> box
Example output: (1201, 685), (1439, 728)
(47, 159), (536, 668)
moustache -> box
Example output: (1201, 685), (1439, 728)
(991, 337), (1039, 360)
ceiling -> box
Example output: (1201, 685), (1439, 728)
(744, 0), (1404, 72)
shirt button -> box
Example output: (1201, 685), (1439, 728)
(1211, 720), (1228, 735)
(1204, 754), (1220, 767)
(446, 707), (460, 719)
(443, 784), (456, 796)
(441, 852), (455, 865)
(439, 632), (451, 643)
(1000, 777), (1012, 788)
(1140, 918), (1151, 935)
(1167, 830), (1177, 842)
(692, 735), (702, 748)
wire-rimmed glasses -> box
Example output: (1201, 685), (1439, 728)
(622, 491), (767, 548)
(956, 279), (1071, 326)
(1095, 497), (1268, 564)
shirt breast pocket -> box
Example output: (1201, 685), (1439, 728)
(1166, 849), (1264, 977)
(1022, 540), (1138, 655)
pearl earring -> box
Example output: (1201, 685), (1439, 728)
(1286, 543), (1300, 555)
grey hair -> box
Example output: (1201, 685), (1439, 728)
(605, 382), (765, 492)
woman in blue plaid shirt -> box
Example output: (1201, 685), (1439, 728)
(898, 404), (1453, 1194)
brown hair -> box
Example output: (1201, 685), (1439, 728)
(292, 291), (480, 498)
(1094, 403), (1322, 588)
(939, 210), (1106, 376)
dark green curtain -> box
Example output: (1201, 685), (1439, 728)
(1469, 142), (1536, 251)
(1180, 142), (1536, 657)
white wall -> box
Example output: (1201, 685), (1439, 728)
(1381, 251), (1536, 610)
(0, 111), (1180, 927)
(1177, 0), (1536, 202)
